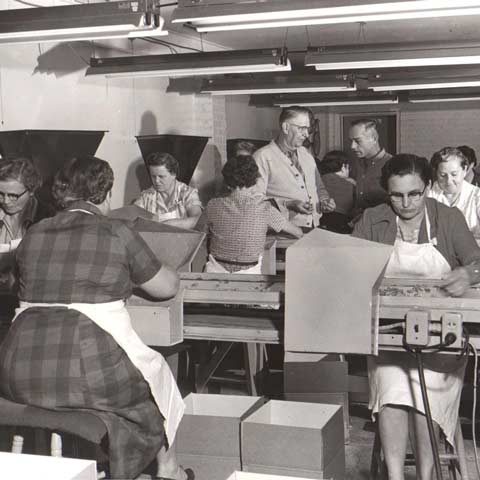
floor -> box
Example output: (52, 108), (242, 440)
(184, 343), (480, 480)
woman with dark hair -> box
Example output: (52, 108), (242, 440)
(428, 146), (480, 242)
(0, 156), (55, 246)
(353, 154), (480, 480)
(0, 155), (189, 480)
(204, 155), (302, 274)
(318, 150), (356, 234)
(134, 152), (202, 229)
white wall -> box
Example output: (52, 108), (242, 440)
(0, 0), (227, 208)
(225, 95), (279, 141)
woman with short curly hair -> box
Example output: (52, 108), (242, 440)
(204, 155), (302, 274)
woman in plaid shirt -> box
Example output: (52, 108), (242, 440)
(0, 156), (189, 480)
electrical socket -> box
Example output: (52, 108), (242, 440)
(441, 313), (463, 349)
(405, 310), (430, 346)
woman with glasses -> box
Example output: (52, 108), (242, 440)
(0, 156), (55, 247)
(353, 154), (480, 480)
(428, 146), (480, 243)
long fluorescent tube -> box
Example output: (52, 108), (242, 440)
(0, 1), (167, 45)
(306, 42), (480, 71)
(85, 48), (291, 78)
(275, 98), (398, 107)
(172, 0), (480, 32)
(201, 79), (355, 95)
(409, 94), (480, 103)
(371, 79), (480, 91)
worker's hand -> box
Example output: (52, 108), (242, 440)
(320, 198), (336, 213)
(440, 267), (471, 297)
(287, 199), (313, 214)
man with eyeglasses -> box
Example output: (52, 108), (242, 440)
(349, 118), (392, 217)
(253, 106), (335, 229)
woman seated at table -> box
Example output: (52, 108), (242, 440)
(353, 153), (480, 480)
(0, 156), (55, 247)
(428, 146), (480, 242)
(204, 154), (302, 274)
(0, 155), (189, 480)
(134, 152), (202, 229)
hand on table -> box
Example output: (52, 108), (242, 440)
(440, 267), (471, 297)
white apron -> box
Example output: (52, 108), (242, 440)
(369, 210), (466, 445)
(13, 208), (185, 445)
(205, 254), (262, 274)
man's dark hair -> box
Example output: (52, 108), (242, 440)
(457, 145), (477, 167)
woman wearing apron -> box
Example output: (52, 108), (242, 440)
(134, 152), (202, 230)
(0, 156), (189, 480)
(353, 154), (480, 480)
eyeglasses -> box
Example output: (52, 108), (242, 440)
(0, 188), (29, 202)
(388, 185), (427, 204)
(289, 123), (311, 134)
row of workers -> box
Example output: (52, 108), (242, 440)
(0, 107), (479, 479)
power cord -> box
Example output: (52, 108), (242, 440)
(468, 341), (480, 479)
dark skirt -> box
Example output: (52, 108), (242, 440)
(0, 307), (165, 479)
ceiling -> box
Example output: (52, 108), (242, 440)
(157, 1), (480, 105)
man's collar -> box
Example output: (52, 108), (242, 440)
(66, 200), (103, 215)
(275, 136), (296, 156)
(364, 148), (384, 162)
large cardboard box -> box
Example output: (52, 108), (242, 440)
(241, 400), (345, 479)
(283, 352), (349, 442)
(176, 394), (263, 480)
(0, 451), (96, 479)
(127, 288), (184, 346)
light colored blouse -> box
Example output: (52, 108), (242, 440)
(428, 180), (480, 241)
(134, 180), (202, 222)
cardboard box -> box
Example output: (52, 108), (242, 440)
(176, 394), (263, 480)
(109, 206), (206, 271)
(283, 352), (349, 443)
(241, 400), (344, 479)
(285, 229), (392, 354)
(227, 472), (317, 480)
(0, 451), (96, 479)
(127, 288), (184, 346)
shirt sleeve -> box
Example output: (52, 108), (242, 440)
(351, 211), (371, 240)
(253, 151), (269, 196)
(266, 202), (289, 232)
(449, 207), (480, 265)
(116, 221), (162, 285)
(133, 193), (146, 209)
(184, 186), (203, 210)
(315, 168), (331, 203)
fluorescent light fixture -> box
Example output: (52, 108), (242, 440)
(172, 0), (480, 32)
(409, 93), (480, 103)
(275, 97), (398, 107)
(305, 41), (480, 71)
(201, 79), (355, 95)
(85, 48), (290, 78)
(0, 1), (167, 45)
(371, 78), (480, 91)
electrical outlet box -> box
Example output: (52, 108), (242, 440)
(441, 313), (463, 349)
(405, 310), (430, 346)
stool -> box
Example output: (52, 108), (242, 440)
(370, 418), (469, 479)
(0, 397), (108, 474)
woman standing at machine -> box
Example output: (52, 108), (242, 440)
(134, 152), (202, 229)
(353, 154), (480, 480)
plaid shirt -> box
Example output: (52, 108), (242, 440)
(1, 201), (165, 478)
(205, 189), (287, 272)
(17, 201), (161, 303)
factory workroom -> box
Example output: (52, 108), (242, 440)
(3, 1), (480, 480)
